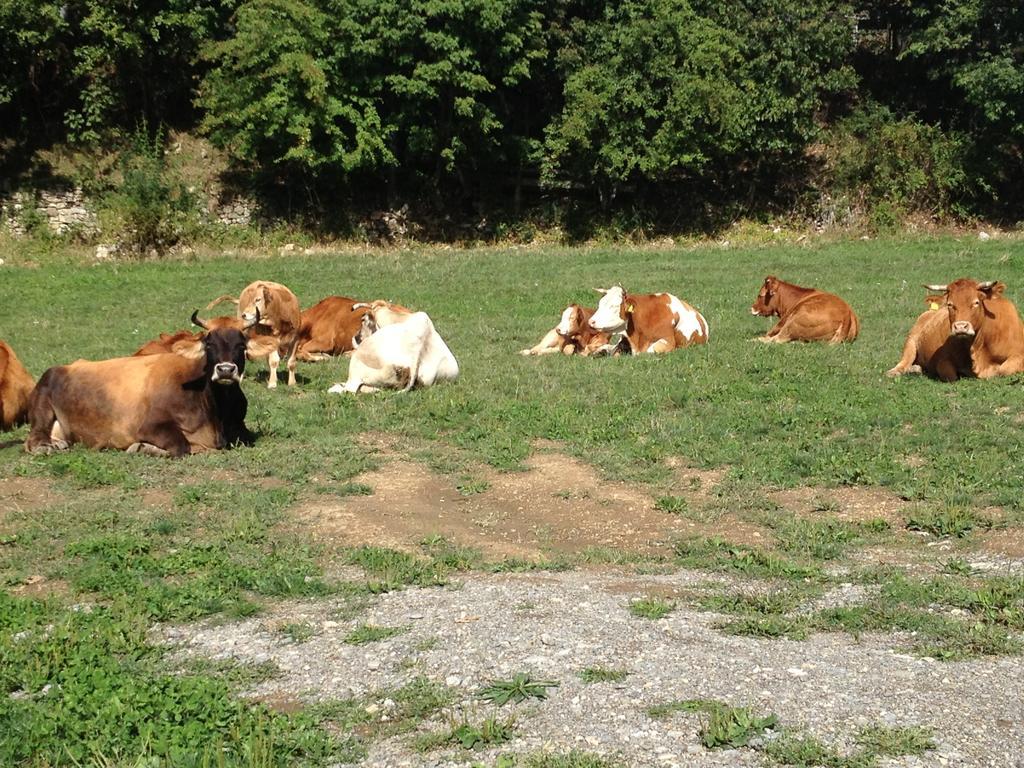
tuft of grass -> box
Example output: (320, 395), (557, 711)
(674, 538), (823, 581)
(456, 477), (491, 496)
(646, 698), (777, 748)
(345, 546), (449, 592)
(717, 615), (811, 640)
(514, 752), (625, 768)
(939, 557), (976, 575)
(332, 481), (374, 497)
(770, 517), (886, 561)
(763, 732), (862, 767)
(479, 673), (560, 706)
(855, 724), (935, 757)
(343, 623), (407, 645)
(280, 621), (316, 643)
(906, 506), (993, 538)
(415, 714), (516, 752)
(654, 495), (689, 514)
(578, 667), (629, 684)
(629, 597), (675, 620)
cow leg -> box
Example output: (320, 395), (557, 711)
(520, 328), (563, 356)
(129, 422), (191, 457)
(267, 350), (280, 388)
(646, 338), (674, 354)
(24, 373), (69, 454)
(886, 336), (921, 377)
(285, 340), (298, 386)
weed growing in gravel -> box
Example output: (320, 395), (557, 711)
(940, 557), (976, 576)
(479, 673), (560, 706)
(345, 546), (450, 592)
(344, 623), (407, 645)
(700, 703), (778, 749)
(629, 597), (675, 620)
(456, 477), (491, 496)
(645, 699), (777, 748)
(905, 506), (993, 538)
(854, 724), (935, 756)
(280, 621), (317, 643)
(717, 615), (812, 640)
(578, 667), (629, 684)
(177, 658), (281, 689)
(415, 714), (516, 751)
(420, 535), (485, 571)
(654, 495), (689, 514)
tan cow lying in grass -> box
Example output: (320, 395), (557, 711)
(1, 339), (34, 430)
(888, 279), (1024, 381)
(296, 296), (371, 361)
(520, 304), (610, 356)
(208, 280), (301, 388)
(751, 276), (859, 343)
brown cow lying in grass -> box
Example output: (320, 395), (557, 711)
(133, 312), (246, 356)
(25, 327), (253, 456)
(1, 339), (34, 430)
(751, 276), (859, 343)
(520, 304), (611, 356)
(888, 279), (1024, 381)
(296, 296), (371, 361)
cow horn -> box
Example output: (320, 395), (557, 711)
(978, 280), (997, 291)
(206, 294), (239, 310)
(593, 288), (607, 294)
(352, 302), (369, 311)
(190, 310), (210, 330)
(922, 283), (948, 292)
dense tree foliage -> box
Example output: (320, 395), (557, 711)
(1, 0), (1022, 222)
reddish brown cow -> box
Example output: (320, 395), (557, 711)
(296, 296), (370, 361)
(520, 304), (611, 356)
(133, 313), (245, 356)
(889, 279), (1024, 380)
(1, 340), (35, 430)
(751, 276), (859, 343)
(588, 286), (709, 354)
(886, 298), (973, 382)
(208, 281), (302, 388)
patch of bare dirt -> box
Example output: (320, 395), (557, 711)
(770, 485), (911, 525)
(0, 477), (55, 522)
(294, 451), (769, 561)
(974, 527), (1024, 561)
(10, 574), (70, 599)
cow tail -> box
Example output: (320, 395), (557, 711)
(847, 311), (860, 342)
(206, 294), (239, 310)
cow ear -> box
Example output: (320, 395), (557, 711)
(925, 295), (945, 310)
(262, 286), (272, 304)
(170, 338), (205, 360)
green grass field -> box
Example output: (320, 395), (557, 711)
(2, 236), (1024, 765)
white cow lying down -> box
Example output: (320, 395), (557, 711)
(327, 310), (458, 394)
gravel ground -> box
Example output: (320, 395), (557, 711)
(162, 569), (1024, 768)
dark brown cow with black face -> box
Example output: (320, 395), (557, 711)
(1, 339), (34, 430)
(25, 326), (253, 456)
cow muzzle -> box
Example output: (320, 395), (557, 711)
(951, 321), (975, 337)
(212, 362), (241, 384)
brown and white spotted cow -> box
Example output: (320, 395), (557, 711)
(520, 304), (611, 356)
(888, 279), (1024, 380)
(587, 286), (709, 354)
(208, 280), (302, 388)
(751, 276), (859, 343)
(1, 339), (34, 430)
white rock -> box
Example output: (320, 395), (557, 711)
(979, 231), (991, 240)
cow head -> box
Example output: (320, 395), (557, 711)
(240, 287), (273, 326)
(751, 276), (780, 316)
(589, 286), (629, 333)
(352, 299), (413, 328)
(924, 279), (1004, 338)
(352, 311), (377, 348)
(556, 304), (587, 338)
(204, 327), (249, 385)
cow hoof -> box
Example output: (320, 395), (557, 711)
(27, 440), (69, 455)
(518, 348), (531, 356)
(327, 383), (349, 395)
(885, 367), (903, 377)
(267, 381), (278, 389)
(127, 442), (170, 457)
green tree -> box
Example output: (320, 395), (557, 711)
(542, 0), (856, 201)
(198, 0), (390, 175)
